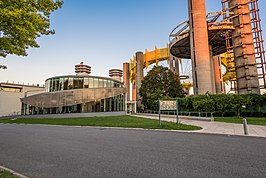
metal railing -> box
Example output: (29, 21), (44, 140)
(138, 110), (214, 118)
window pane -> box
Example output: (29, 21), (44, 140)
(64, 78), (69, 90)
(79, 78), (84, 89)
(45, 80), (50, 92)
(89, 78), (94, 88)
(49, 79), (53, 92)
(110, 81), (114, 88)
(68, 78), (73, 90)
(55, 78), (59, 91)
(94, 78), (98, 88)
(73, 78), (79, 89)
(59, 78), (64, 91)
(84, 78), (89, 88)
(103, 80), (107, 88)
(98, 79), (103, 88)
(52, 79), (56, 91)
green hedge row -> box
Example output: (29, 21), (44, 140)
(177, 93), (266, 117)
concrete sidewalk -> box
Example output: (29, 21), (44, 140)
(133, 114), (266, 138)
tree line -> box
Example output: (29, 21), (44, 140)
(139, 66), (266, 117)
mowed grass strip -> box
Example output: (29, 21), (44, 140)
(214, 117), (266, 126)
(0, 169), (19, 178)
(0, 115), (201, 130)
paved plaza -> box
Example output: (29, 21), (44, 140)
(134, 114), (266, 138)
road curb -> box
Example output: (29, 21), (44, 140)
(2, 122), (266, 138)
(0, 165), (29, 178)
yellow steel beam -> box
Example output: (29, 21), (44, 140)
(129, 47), (236, 84)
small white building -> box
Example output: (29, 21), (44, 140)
(0, 82), (45, 117)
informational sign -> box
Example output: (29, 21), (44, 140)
(158, 100), (179, 126)
(160, 100), (177, 110)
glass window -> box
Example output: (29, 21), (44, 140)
(59, 78), (64, 91)
(51, 79), (56, 91)
(49, 79), (53, 92)
(55, 78), (59, 91)
(103, 80), (107, 88)
(84, 78), (89, 88)
(79, 78), (84, 89)
(73, 78), (79, 89)
(89, 78), (94, 88)
(68, 78), (73, 90)
(94, 78), (98, 88)
(64, 78), (69, 90)
(45, 80), (50, 92)
(110, 80), (114, 88)
(98, 79), (103, 88)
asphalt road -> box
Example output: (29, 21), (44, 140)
(0, 124), (265, 178)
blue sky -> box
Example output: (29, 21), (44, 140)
(0, 0), (266, 85)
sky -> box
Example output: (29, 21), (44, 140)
(0, 0), (266, 85)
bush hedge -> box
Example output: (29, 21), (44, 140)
(177, 93), (266, 117)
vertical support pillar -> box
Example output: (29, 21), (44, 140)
(209, 46), (217, 94)
(213, 56), (225, 94)
(169, 53), (180, 75)
(229, 0), (260, 94)
(136, 51), (144, 111)
(188, 0), (215, 95)
(123, 62), (130, 101)
(103, 99), (106, 112)
(132, 83), (136, 101)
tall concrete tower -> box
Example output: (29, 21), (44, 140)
(135, 51), (144, 110)
(227, 0), (260, 94)
(188, 0), (216, 95)
(75, 62), (91, 75)
(109, 69), (122, 82)
(123, 62), (130, 101)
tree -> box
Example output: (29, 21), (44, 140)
(139, 66), (184, 110)
(0, 0), (63, 57)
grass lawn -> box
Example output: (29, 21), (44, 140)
(0, 115), (201, 131)
(214, 117), (266, 126)
(0, 169), (19, 178)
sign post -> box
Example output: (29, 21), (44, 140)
(176, 100), (179, 124)
(158, 100), (161, 126)
(159, 100), (179, 125)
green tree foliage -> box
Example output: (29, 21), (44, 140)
(0, 0), (63, 57)
(139, 66), (184, 110)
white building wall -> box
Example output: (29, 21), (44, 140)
(0, 91), (23, 116)
(0, 85), (45, 117)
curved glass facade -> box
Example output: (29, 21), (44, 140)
(22, 94), (125, 115)
(45, 76), (123, 92)
(21, 75), (126, 115)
